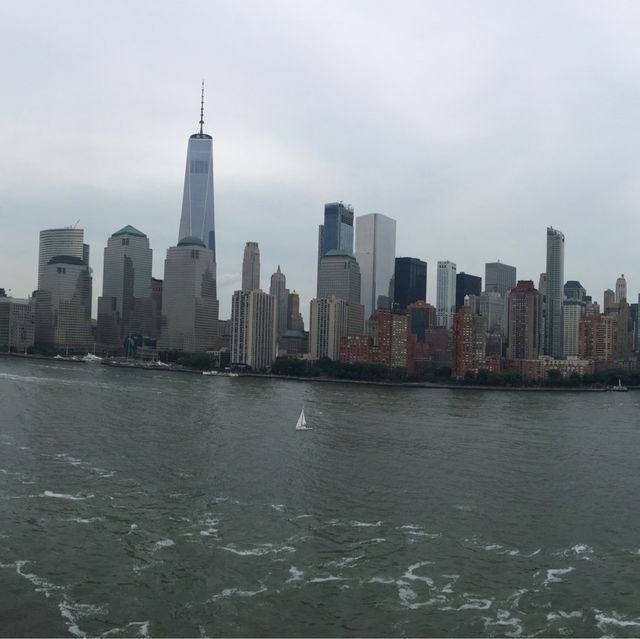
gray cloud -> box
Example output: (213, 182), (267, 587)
(2, 0), (640, 319)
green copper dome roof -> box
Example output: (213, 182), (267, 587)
(112, 225), (147, 238)
(177, 236), (206, 248)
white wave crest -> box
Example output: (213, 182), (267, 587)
(595, 609), (640, 630)
(326, 555), (364, 569)
(207, 586), (267, 602)
(151, 539), (175, 552)
(286, 566), (304, 582)
(220, 543), (295, 556)
(403, 561), (434, 586)
(59, 600), (108, 638)
(309, 575), (345, 583)
(483, 609), (523, 637)
(547, 610), (583, 621)
(543, 567), (575, 586)
(42, 491), (94, 501)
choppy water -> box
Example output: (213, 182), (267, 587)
(1, 357), (640, 637)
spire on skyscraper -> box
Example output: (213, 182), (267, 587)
(178, 84), (216, 270)
(199, 80), (205, 135)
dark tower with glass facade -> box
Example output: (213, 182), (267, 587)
(393, 257), (427, 310)
(317, 202), (354, 262)
(455, 272), (482, 311)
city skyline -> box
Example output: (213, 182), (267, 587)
(3, 2), (640, 322)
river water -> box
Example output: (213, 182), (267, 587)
(1, 357), (639, 637)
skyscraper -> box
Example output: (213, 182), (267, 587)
(355, 213), (396, 320)
(564, 281), (586, 301)
(436, 261), (457, 329)
(544, 227), (565, 358)
(159, 237), (218, 353)
(453, 301), (487, 378)
(242, 242), (260, 292)
(563, 298), (585, 357)
(603, 288), (616, 314)
(309, 296), (348, 361)
(287, 291), (304, 332)
(506, 280), (543, 360)
(317, 250), (364, 335)
(269, 266), (289, 337)
(35, 256), (93, 351)
(317, 202), (354, 264)
(97, 225), (154, 349)
(616, 274), (627, 304)
(231, 289), (277, 370)
(455, 272), (482, 311)
(317, 250), (361, 303)
(485, 261), (516, 296)
(38, 227), (88, 290)
(393, 257), (427, 310)
(178, 84), (216, 267)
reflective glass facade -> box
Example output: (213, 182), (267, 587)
(178, 134), (216, 265)
(355, 213), (396, 320)
(393, 257), (427, 310)
(159, 240), (218, 353)
(544, 227), (565, 358)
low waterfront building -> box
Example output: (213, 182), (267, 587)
(278, 329), (308, 356)
(0, 296), (35, 351)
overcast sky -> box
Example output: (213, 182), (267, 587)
(2, 0), (640, 320)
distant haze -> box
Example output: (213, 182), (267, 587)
(2, 1), (640, 321)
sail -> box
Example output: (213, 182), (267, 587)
(295, 408), (307, 430)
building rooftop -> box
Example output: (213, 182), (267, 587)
(323, 249), (355, 258)
(112, 225), (147, 238)
(177, 236), (206, 248)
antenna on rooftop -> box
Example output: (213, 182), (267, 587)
(199, 80), (205, 135)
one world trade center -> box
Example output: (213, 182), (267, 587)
(178, 83), (216, 265)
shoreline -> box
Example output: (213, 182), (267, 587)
(0, 354), (628, 391)
(240, 372), (613, 392)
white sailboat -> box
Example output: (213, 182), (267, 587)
(295, 407), (311, 431)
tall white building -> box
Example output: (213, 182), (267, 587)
(231, 289), (277, 370)
(38, 227), (88, 290)
(436, 261), (457, 329)
(97, 226), (154, 348)
(178, 84), (216, 272)
(544, 227), (565, 358)
(159, 237), (218, 353)
(309, 296), (348, 361)
(269, 266), (289, 337)
(242, 242), (260, 292)
(616, 274), (627, 304)
(355, 213), (396, 320)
